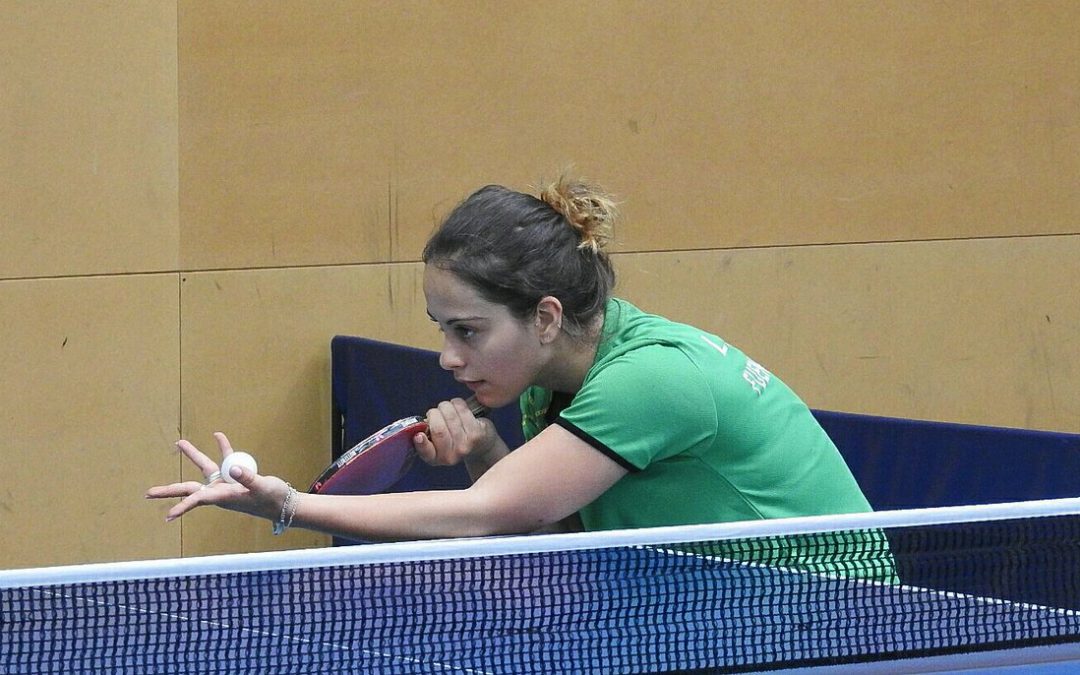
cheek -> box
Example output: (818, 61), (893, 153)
(483, 344), (529, 376)
(482, 331), (538, 383)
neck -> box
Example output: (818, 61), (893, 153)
(539, 313), (605, 394)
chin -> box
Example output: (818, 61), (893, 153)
(472, 391), (495, 409)
(472, 389), (516, 410)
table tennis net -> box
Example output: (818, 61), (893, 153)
(3, 498), (1080, 674)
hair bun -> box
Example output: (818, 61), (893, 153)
(538, 174), (618, 253)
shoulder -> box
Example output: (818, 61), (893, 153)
(574, 338), (717, 436)
(593, 298), (733, 383)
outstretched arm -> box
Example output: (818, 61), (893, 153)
(146, 424), (626, 542)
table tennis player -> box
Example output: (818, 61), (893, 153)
(147, 174), (879, 555)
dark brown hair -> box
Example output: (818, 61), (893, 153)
(422, 175), (618, 337)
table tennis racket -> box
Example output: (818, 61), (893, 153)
(308, 396), (487, 496)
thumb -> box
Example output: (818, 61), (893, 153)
(413, 431), (436, 463)
(229, 463), (260, 487)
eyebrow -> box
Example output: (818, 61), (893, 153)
(426, 311), (486, 325)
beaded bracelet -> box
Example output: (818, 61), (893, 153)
(272, 483), (299, 536)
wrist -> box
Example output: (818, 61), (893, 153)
(464, 437), (510, 479)
(272, 483), (300, 535)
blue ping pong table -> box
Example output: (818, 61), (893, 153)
(3, 543), (1080, 673)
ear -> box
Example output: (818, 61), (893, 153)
(534, 296), (564, 345)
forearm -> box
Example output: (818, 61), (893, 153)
(287, 439), (579, 541)
(463, 435), (511, 483)
(288, 487), (510, 542)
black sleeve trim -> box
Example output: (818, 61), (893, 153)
(554, 418), (640, 473)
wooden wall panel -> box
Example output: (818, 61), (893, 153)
(178, 0), (1078, 271)
(0, 1), (178, 279)
(0, 275), (180, 569)
(178, 263), (439, 556)
(616, 235), (1080, 434)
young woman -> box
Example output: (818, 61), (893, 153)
(147, 176), (875, 543)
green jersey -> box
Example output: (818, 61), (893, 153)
(520, 298), (874, 531)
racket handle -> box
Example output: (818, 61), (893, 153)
(463, 395), (488, 418)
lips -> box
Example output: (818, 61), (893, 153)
(458, 379), (483, 391)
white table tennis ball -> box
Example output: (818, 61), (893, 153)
(220, 451), (258, 483)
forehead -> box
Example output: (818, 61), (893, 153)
(423, 265), (501, 319)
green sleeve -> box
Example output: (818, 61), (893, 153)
(559, 344), (716, 470)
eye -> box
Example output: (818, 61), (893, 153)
(454, 325), (476, 341)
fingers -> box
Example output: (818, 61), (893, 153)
(161, 479), (243, 522)
(175, 439), (220, 478)
(144, 479), (206, 522)
(165, 490), (204, 522)
(145, 480), (204, 499)
(418, 397), (486, 466)
(152, 432), (265, 524)
(175, 432), (236, 482)
(213, 432), (233, 458)
(149, 473), (272, 522)
(422, 402), (462, 465)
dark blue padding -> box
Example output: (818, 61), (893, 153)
(813, 410), (1080, 510)
(331, 335), (1080, 510)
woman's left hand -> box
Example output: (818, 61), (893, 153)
(145, 432), (291, 524)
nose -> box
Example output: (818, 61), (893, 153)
(438, 340), (465, 371)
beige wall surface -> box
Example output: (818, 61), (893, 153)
(0, 1), (178, 279)
(1, 1), (1078, 568)
(0, 275), (180, 569)
(178, 0), (1080, 270)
